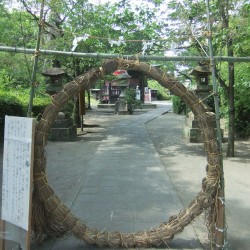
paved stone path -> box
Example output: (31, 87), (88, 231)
(31, 103), (203, 249)
(1, 101), (249, 249)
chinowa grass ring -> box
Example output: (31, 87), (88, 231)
(32, 59), (221, 248)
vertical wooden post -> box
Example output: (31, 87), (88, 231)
(139, 73), (145, 103)
(79, 90), (85, 131)
(0, 220), (6, 249)
(108, 82), (112, 104)
(1, 117), (35, 250)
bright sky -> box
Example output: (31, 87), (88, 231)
(7, 0), (178, 55)
(92, 0), (169, 9)
(94, 0), (172, 4)
(93, 0), (148, 4)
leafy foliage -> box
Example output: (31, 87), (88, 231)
(234, 81), (250, 137)
(172, 95), (188, 115)
(233, 63), (250, 137)
(147, 80), (171, 100)
(0, 8), (37, 47)
(124, 88), (141, 114)
(0, 0), (249, 138)
(0, 90), (25, 139)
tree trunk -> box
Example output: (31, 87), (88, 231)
(220, 0), (235, 157)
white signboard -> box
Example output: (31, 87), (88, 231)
(1, 116), (35, 231)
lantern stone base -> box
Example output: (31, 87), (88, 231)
(49, 112), (77, 141)
(117, 111), (129, 115)
(49, 125), (77, 141)
(183, 125), (224, 143)
(183, 112), (223, 143)
(182, 125), (204, 143)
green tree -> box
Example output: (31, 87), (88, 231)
(1, 0), (249, 142)
(0, 5), (39, 90)
(7, 0), (167, 120)
(166, 0), (250, 155)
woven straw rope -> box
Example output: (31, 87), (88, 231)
(32, 59), (221, 248)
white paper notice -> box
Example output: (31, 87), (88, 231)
(1, 116), (35, 231)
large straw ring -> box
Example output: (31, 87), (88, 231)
(32, 59), (220, 248)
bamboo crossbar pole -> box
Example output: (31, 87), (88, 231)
(0, 45), (250, 63)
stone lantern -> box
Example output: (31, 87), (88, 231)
(42, 67), (66, 95)
(189, 62), (212, 110)
(42, 66), (77, 141)
(113, 70), (131, 115)
(189, 63), (210, 85)
(183, 62), (216, 142)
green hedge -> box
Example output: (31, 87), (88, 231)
(234, 81), (250, 137)
(31, 97), (51, 119)
(172, 95), (189, 115)
(0, 92), (26, 140)
(0, 91), (51, 140)
(219, 81), (250, 138)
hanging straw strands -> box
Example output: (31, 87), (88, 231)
(32, 59), (221, 247)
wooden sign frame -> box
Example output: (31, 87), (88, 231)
(1, 116), (35, 250)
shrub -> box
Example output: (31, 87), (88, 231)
(0, 91), (25, 140)
(234, 81), (250, 137)
(172, 95), (189, 115)
(219, 80), (250, 138)
(148, 80), (171, 100)
(124, 88), (141, 114)
(0, 88), (52, 140)
(31, 95), (52, 119)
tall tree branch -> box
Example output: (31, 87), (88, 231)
(214, 66), (229, 97)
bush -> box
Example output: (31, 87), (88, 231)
(172, 95), (189, 115)
(0, 92), (25, 140)
(157, 91), (170, 100)
(0, 88), (52, 140)
(219, 80), (250, 138)
(234, 81), (250, 137)
(124, 88), (141, 114)
(31, 95), (51, 119)
(148, 80), (171, 100)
